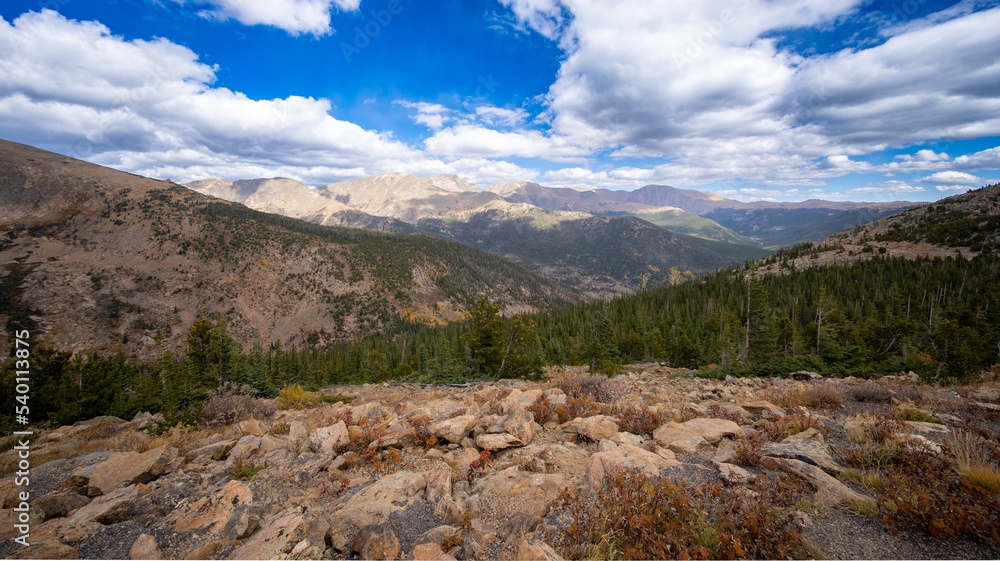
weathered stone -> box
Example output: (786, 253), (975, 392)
(183, 541), (225, 560)
(129, 412), (161, 431)
(66, 484), (142, 526)
(473, 386), (506, 405)
(35, 489), (91, 521)
(499, 513), (542, 539)
(717, 463), (752, 484)
(288, 421), (308, 455)
(762, 439), (843, 475)
(239, 419), (263, 437)
(309, 421), (349, 454)
(902, 421), (951, 437)
(710, 447), (738, 468)
(560, 415), (619, 442)
(431, 415), (475, 444)
(680, 418), (745, 444)
(424, 462), (453, 502)
(89, 447), (178, 495)
(475, 467), (573, 518)
(411, 542), (454, 561)
(353, 523), (401, 561)
(478, 408), (536, 450)
(231, 507), (306, 560)
(741, 401), (784, 415)
(221, 504), (260, 540)
(129, 534), (162, 560)
(589, 443), (679, 490)
(668, 436), (707, 455)
(517, 540), (566, 561)
(184, 439), (236, 463)
(172, 480), (254, 534)
(414, 524), (461, 548)
(761, 456), (874, 507)
(785, 427), (824, 443)
(972, 387), (1000, 404)
(500, 389), (542, 412)
(326, 471), (427, 551)
(476, 433), (521, 451)
(652, 422), (698, 445)
(10, 540), (78, 559)
(224, 435), (262, 468)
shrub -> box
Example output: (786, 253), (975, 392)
(202, 383), (275, 426)
(556, 468), (813, 560)
(466, 449), (492, 483)
(763, 383), (843, 409)
(276, 384), (320, 410)
(734, 431), (767, 467)
(610, 404), (661, 437)
(896, 404), (942, 424)
(758, 413), (830, 442)
(410, 415), (438, 449)
(229, 454), (265, 480)
(555, 374), (622, 403)
(367, 447), (404, 477)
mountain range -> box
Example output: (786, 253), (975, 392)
(186, 174), (916, 295)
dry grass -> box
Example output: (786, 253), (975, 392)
(846, 413), (908, 444)
(761, 382), (844, 409)
(945, 430), (1000, 493)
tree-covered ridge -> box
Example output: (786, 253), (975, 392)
(831, 183), (1000, 251)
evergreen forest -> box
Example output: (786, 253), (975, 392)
(5, 248), (999, 430)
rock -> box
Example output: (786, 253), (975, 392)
(560, 415), (620, 442)
(717, 463), (752, 484)
(66, 484), (143, 526)
(499, 513), (542, 539)
(474, 386), (506, 405)
(424, 462), (452, 502)
(431, 415), (475, 444)
(414, 525), (461, 548)
(183, 541), (226, 560)
(680, 418), (745, 444)
(288, 421), (308, 455)
(309, 421), (349, 454)
(598, 439), (617, 452)
(326, 471), (427, 551)
(668, 436), (707, 455)
(790, 371), (824, 381)
(972, 387), (1000, 404)
(9, 540), (78, 559)
(129, 412), (160, 431)
(588, 443), (679, 490)
(225, 435), (262, 468)
(239, 419), (263, 436)
(902, 421), (951, 437)
(710, 447), (738, 468)
(412, 542), (454, 561)
(896, 433), (943, 453)
(172, 480), (254, 534)
(762, 438), (843, 475)
(184, 439), (236, 463)
(221, 504), (261, 540)
(517, 540), (565, 561)
(478, 408), (536, 450)
(231, 507), (306, 560)
(652, 421), (699, 445)
(741, 401), (784, 415)
(89, 447), (178, 495)
(502, 389), (543, 413)
(784, 427), (824, 443)
(129, 534), (161, 560)
(372, 427), (416, 449)
(35, 489), (91, 521)
(761, 456), (874, 507)
(475, 467), (573, 518)
(353, 523), (401, 561)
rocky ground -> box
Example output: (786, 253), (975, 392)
(1, 366), (999, 560)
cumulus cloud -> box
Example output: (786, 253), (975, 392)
(0, 10), (531, 186)
(173, 0), (359, 36)
(918, 171), (982, 184)
(849, 181), (926, 194)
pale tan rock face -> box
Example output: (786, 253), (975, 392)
(679, 417), (745, 443)
(560, 415), (619, 442)
(588, 443), (679, 490)
(89, 447), (178, 495)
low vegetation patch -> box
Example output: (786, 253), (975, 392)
(761, 383), (844, 409)
(556, 468), (815, 560)
(202, 382), (276, 426)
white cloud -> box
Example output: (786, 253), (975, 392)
(918, 171), (981, 184)
(849, 181), (926, 194)
(475, 106), (529, 128)
(174, 0), (359, 36)
(935, 185), (973, 192)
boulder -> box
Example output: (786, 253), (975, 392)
(239, 419), (263, 437)
(288, 421), (308, 455)
(517, 540), (566, 561)
(430, 415), (475, 444)
(668, 436), (707, 455)
(474, 467), (573, 518)
(502, 389), (544, 413)
(89, 447), (178, 495)
(652, 422), (698, 445)
(9, 540), (78, 559)
(762, 439), (843, 475)
(326, 471), (427, 551)
(35, 489), (91, 521)
(129, 534), (162, 560)
(424, 462), (453, 502)
(352, 523), (401, 561)
(761, 456), (874, 507)
(372, 427), (416, 449)
(680, 418), (745, 444)
(184, 439), (236, 463)
(225, 435), (262, 467)
(308, 421), (349, 454)
(478, 408), (536, 450)
(172, 480), (254, 534)
(741, 401), (784, 415)
(411, 542), (456, 561)
(560, 415), (619, 442)
(717, 463), (752, 484)
(230, 507), (306, 560)
(588, 443), (679, 490)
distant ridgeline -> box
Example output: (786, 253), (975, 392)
(4, 252), (999, 429)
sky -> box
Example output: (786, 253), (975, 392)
(1, 0), (999, 203)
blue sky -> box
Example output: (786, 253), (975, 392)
(1, 0), (999, 202)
